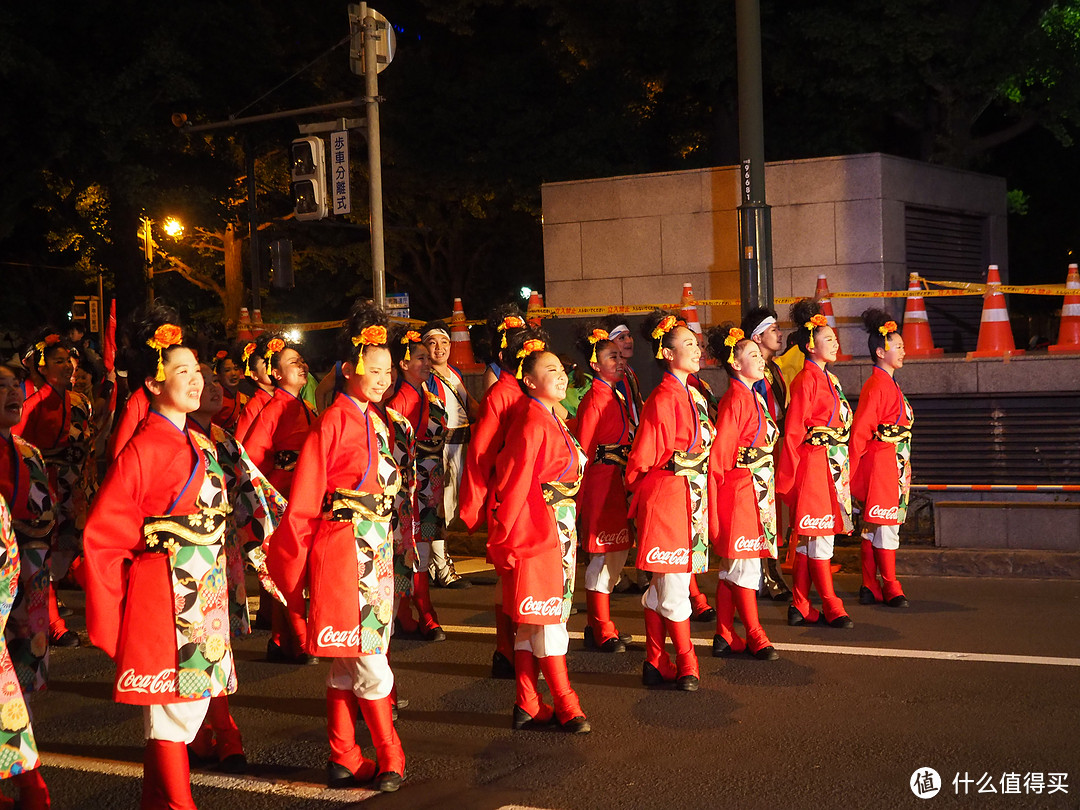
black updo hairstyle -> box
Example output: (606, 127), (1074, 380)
(741, 306), (779, 340)
(485, 303), (528, 370)
(861, 308), (900, 360)
(789, 298), (827, 355)
(640, 308), (681, 368)
(129, 301), (187, 391)
(261, 333), (299, 381)
(341, 300), (390, 367)
(575, 321), (616, 366)
(505, 326), (553, 385)
(388, 323), (423, 367)
(26, 327), (72, 372)
(706, 322), (752, 379)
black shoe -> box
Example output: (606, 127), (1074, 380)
(676, 675), (700, 692)
(712, 634), (734, 658)
(376, 771), (403, 792)
(266, 639), (318, 665)
(512, 704), (556, 730)
(767, 589), (793, 603)
(885, 594), (910, 608)
(327, 761), (355, 788)
(787, 605), (810, 627)
(583, 626), (625, 653)
(50, 629), (80, 647)
(828, 614), (854, 629)
(560, 715), (591, 734)
(393, 619), (424, 640)
(751, 645), (779, 661)
(858, 586), (879, 605)
(618, 630), (633, 644)
(56, 598), (74, 618)
(443, 576), (472, 590)
(642, 661), (670, 687)
(691, 606), (717, 623)
(217, 753), (247, 774)
(422, 624), (447, 642)
(491, 650), (515, 679)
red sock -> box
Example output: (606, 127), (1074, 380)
(142, 739), (196, 810)
(808, 557), (847, 621)
(412, 572), (441, 632)
(643, 608), (675, 679)
(513, 649), (552, 721)
(861, 538), (883, 600)
(47, 582), (69, 638)
(730, 583), (771, 652)
(537, 654), (584, 724)
(714, 580), (746, 651)
(358, 696), (405, 777)
(873, 546), (905, 601)
(663, 617), (699, 679)
(791, 550), (820, 622)
(12, 768), (49, 810)
(207, 694), (243, 759)
(327, 688), (376, 779)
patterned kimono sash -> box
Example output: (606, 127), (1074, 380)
(804, 370), (854, 534)
(416, 391), (447, 542)
(541, 471), (584, 623)
(664, 386), (715, 574)
(273, 449), (299, 471)
(594, 443), (630, 467)
(735, 391), (780, 556)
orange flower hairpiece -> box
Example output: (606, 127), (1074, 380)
(215, 349), (228, 360)
(650, 315), (677, 358)
(264, 337), (286, 363)
(515, 338), (546, 379)
(497, 316), (526, 348)
(241, 342), (257, 377)
(400, 329), (421, 361)
(34, 334), (62, 368)
(879, 320), (898, 351)
(146, 324), (183, 381)
(586, 328), (609, 363)
(350, 325), (388, 374)
(804, 314), (829, 352)
(723, 327), (745, 365)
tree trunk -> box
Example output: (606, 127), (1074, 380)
(223, 224), (244, 336)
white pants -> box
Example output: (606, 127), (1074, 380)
(143, 699), (211, 743)
(864, 524), (900, 550)
(796, 535), (835, 560)
(585, 548), (630, 594)
(514, 623), (569, 657)
(326, 654), (394, 700)
(442, 444), (466, 525)
(718, 558), (763, 591)
(641, 572), (692, 622)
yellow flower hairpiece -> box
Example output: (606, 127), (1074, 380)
(586, 328), (609, 363)
(34, 334), (62, 368)
(651, 315), (677, 358)
(400, 329), (421, 361)
(723, 327), (745, 365)
(241, 342), (257, 377)
(350, 325), (388, 375)
(516, 338), (546, 379)
(146, 324), (183, 382)
(878, 320), (898, 351)
(804, 314), (828, 352)
(497, 316), (526, 348)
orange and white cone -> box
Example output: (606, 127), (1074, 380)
(526, 290), (543, 328)
(1049, 263), (1080, 354)
(448, 298), (483, 371)
(900, 273), (944, 357)
(967, 265), (1025, 359)
(238, 307), (253, 341)
(813, 274), (852, 361)
(679, 282), (714, 366)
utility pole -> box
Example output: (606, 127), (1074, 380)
(736, 0), (773, 314)
(362, 2), (387, 308)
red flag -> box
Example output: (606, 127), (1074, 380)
(104, 300), (118, 412)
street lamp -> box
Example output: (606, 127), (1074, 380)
(138, 215), (185, 303)
(162, 217), (185, 239)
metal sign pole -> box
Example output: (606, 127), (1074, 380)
(363, 4), (386, 308)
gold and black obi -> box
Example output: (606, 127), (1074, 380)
(873, 424), (912, 444)
(805, 425), (850, 448)
(594, 443), (630, 467)
(323, 487), (398, 523)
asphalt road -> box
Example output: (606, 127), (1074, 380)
(18, 566), (1080, 810)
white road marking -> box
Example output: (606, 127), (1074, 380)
(439, 625), (1080, 668)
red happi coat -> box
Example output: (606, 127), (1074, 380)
(573, 376), (633, 553)
(708, 379), (775, 559)
(242, 388), (314, 497)
(488, 397), (581, 623)
(212, 388), (248, 433)
(234, 386), (274, 443)
(459, 371), (525, 532)
(108, 387), (149, 460)
(626, 373), (709, 573)
(849, 366), (913, 526)
(266, 396), (398, 657)
(84, 413), (215, 705)
(776, 360), (850, 536)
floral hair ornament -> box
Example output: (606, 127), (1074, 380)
(34, 334), (62, 368)
(516, 338), (546, 379)
(215, 350), (228, 360)
(650, 315), (677, 358)
(497, 316), (526, 348)
(723, 327), (745, 365)
(804, 314), (829, 352)
(586, 328), (609, 363)
(350, 325), (388, 375)
(146, 324), (183, 382)
(400, 329), (421, 361)
(241, 342), (257, 377)
(264, 337), (286, 368)
(878, 320), (898, 351)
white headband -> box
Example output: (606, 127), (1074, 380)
(750, 316), (777, 340)
(422, 327), (451, 341)
(607, 324), (630, 338)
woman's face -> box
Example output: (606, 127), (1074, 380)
(272, 348), (308, 392)
(219, 358), (242, 388)
(346, 346), (393, 404)
(590, 343), (625, 383)
(399, 343), (432, 387)
(731, 340), (766, 382)
(72, 367), (94, 399)
(0, 367), (24, 431)
(42, 347), (74, 390)
(808, 326), (839, 364)
(196, 363), (223, 417)
(523, 351), (568, 406)
(663, 326), (701, 375)
(147, 347), (203, 416)
(877, 333), (906, 370)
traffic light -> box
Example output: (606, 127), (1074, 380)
(291, 136), (328, 221)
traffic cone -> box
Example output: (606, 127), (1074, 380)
(967, 265), (1025, 359)
(1049, 263), (1080, 354)
(813, 274), (852, 361)
(448, 298), (483, 372)
(238, 307), (253, 341)
(679, 282), (714, 366)
(252, 309), (265, 337)
(900, 273), (944, 357)
(526, 290), (543, 328)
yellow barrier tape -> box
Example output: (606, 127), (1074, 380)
(924, 279), (1068, 295)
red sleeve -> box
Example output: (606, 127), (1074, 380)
(777, 370), (815, 499)
(459, 391), (506, 531)
(573, 389), (603, 463)
(242, 399), (280, 474)
(108, 388), (147, 461)
(386, 387), (421, 433)
(849, 377), (884, 484)
(625, 389), (673, 492)
(488, 412), (544, 567)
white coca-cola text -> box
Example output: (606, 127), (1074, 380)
(117, 668), (177, 695)
(798, 514), (835, 531)
(733, 534), (769, 553)
(867, 504), (899, 521)
(644, 547), (690, 566)
(317, 624), (361, 648)
(596, 530), (628, 547)
(519, 596), (563, 617)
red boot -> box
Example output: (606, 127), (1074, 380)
(642, 608), (676, 686)
(412, 572), (445, 641)
(585, 590), (623, 651)
(788, 550), (821, 625)
(358, 695), (405, 792)
(664, 616), (700, 691)
(860, 537), (883, 603)
(808, 557), (853, 627)
(537, 655), (590, 733)
(12, 768), (50, 810)
(688, 575), (715, 622)
(142, 739), (197, 810)
(47, 582), (78, 647)
(512, 650), (553, 729)
(730, 583), (777, 659)
(712, 579), (746, 656)
(186, 723), (215, 767)
(873, 546), (909, 607)
(326, 688), (377, 787)
(396, 593), (420, 635)
(492, 603), (516, 678)
(206, 695), (245, 772)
